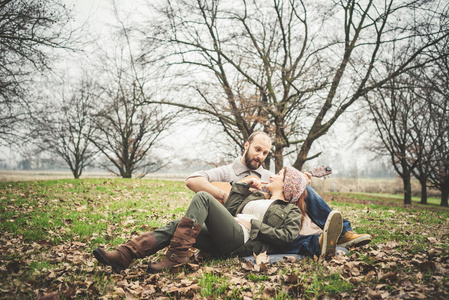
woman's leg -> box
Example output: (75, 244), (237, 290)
(93, 231), (160, 273)
(153, 191), (244, 254)
(183, 191), (245, 255)
(148, 191), (244, 272)
(152, 220), (219, 254)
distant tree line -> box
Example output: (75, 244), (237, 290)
(0, 0), (447, 206)
(367, 37), (449, 206)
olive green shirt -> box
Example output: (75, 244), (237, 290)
(224, 181), (302, 256)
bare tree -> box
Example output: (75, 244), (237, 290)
(428, 106), (449, 207)
(140, 0), (449, 171)
(91, 82), (176, 178)
(408, 82), (439, 205)
(367, 75), (428, 205)
(0, 0), (77, 145)
(421, 38), (449, 207)
(85, 1), (179, 179)
(31, 78), (98, 179)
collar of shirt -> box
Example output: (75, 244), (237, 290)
(232, 157), (266, 178)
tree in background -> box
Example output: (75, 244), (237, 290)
(409, 94), (437, 205)
(428, 104), (449, 207)
(91, 82), (175, 178)
(423, 37), (449, 207)
(89, 13), (178, 179)
(31, 78), (98, 179)
(367, 76), (425, 205)
(140, 0), (449, 171)
(0, 0), (77, 145)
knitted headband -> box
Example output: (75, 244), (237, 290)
(283, 166), (307, 203)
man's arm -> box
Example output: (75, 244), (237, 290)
(185, 177), (229, 203)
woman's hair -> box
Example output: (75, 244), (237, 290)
(282, 166), (308, 229)
(296, 190), (308, 229)
(262, 167), (307, 228)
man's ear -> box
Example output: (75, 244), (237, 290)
(244, 141), (249, 151)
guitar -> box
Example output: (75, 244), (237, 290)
(211, 166), (332, 203)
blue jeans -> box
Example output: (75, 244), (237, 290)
(305, 185), (352, 234)
(281, 235), (321, 256)
(279, 186), (353, 256)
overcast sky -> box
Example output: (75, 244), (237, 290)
(1, 0), (379, 175)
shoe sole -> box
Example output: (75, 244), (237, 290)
(321, 211), (343, 259)
(93, 248), (125, 273)
(338, 235), (372, 248)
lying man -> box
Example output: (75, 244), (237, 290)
(185, 131), (372, 249)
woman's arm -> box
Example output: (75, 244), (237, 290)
(249, 205), (302, 247)
(224, 182), (253, 216)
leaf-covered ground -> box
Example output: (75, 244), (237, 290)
(0, 179), (448, 299)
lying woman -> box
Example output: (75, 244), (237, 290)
(93, 167), (343, 273)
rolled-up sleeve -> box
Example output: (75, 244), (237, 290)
(185, 165), (234, 182)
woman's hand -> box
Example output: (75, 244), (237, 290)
(236, 219), (251, 230)
(240, 177), (266, 190)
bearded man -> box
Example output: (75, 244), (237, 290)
(185, 131), (371, 249)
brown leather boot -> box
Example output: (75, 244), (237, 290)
(147, 217), (202, 273)
(93, 232), (159, 273)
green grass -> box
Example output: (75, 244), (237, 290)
(0, 178), (448, 299)
(333, 191), (444, 207)
(247, 273), (270, 282)
(198, 272), (229, 297)
(362, 192), (440, 205)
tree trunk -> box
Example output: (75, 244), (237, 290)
(264, 156), (271, 172)
(273, 146), (284, 173)
(123, 168), (132, 178)
(402, 173), (412, 205)
(419, 178), (427, 205)
(441, 187), (449, 207)
(292, 139), (312, 171)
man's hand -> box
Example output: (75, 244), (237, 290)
(186, 177), (229, 202)
(302, 170), (312, 185)
(240, 177), (266, 190)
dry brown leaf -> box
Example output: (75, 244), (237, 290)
(427, 237), (438, 244)
(254, 252), (269, 265)
(282, 274), (298, 283)
(38, 292), (60, 300)
(241, 261), (253, 271)
(113, 287), (125, 296)
(367, 289), (382, 299)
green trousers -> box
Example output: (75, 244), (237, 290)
(152, 191), (245, 255)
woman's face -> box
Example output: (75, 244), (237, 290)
(266, 168), (285, 192)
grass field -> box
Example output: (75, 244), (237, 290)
(0, 178), (448, 299)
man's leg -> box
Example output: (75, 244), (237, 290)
(305, 186), (352, 233)
(305, 186), (371, 248)
(281, 235), (320, 257)
(279, 211), (343, 259)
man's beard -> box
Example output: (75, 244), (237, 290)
(245, 151), (261, 170)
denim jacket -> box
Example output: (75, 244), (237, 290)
(224, 181), (302, 256)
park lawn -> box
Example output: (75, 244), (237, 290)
(332, 192), (443, 206)
(0, 178), (448, 299)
